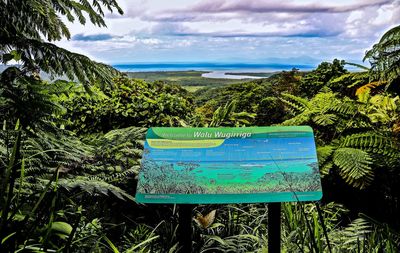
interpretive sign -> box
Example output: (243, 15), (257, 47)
(135, 126), (322, 204)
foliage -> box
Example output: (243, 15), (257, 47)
(0, 67), (66, 129)
(364, 25), (400, 88)
(195, 79), (288, 126)
(207, 100), (256, 127)
(299, 59), (348, 97)
(1, 3), (400, 252)
(255, 97), (287, 125)
(281, 91), (400, 189)
(0, 0), (122, 87)
(59, 77), (194, 134)
(268, 68), (303, 95)
(0, 123), (145, 252)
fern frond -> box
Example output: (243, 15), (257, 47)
(333, 148), (373, 188)
(317, 146), (336, 165)
(342, 218), (371, 244)
(280, 93), (310, 112)
(330, 71), (370, 89)
(281, 112), (311, 126)
(329, 101), (357, 115)
(87, 167), (140, 183)
(364, 25), (400, 86)
(356, 81), (387, 96)
(312, 114), (338, 126)
(58, 178), (135, 201)
(320, 161), (334, 176)
(340, 133), (399, 157)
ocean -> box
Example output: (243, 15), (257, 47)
(112, 62), (314, 72)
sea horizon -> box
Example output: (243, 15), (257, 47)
(112, 62), (315, 72)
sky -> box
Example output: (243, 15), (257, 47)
(56, 0), (400, 66)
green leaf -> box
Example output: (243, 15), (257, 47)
(50, 221), (72, 235)
(103, 236), (120, 253)
(206, 235), (226, 245)
(1, 232), (16, 244)
(126, 235), (160, 252)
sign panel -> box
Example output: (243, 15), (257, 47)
(136, 126), (322, 204)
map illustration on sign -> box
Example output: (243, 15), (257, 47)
(136, 126), (322, 204)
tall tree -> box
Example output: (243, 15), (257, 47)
(0, 0), (123, 87)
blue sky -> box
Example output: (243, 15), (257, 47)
(56, 0), (400, 66)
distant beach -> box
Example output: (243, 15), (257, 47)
(201, 71), (265, 79)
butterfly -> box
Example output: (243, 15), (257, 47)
(193, 210), (216, 229)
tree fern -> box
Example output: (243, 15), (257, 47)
(280, 92), (349, 128)
(364, 25), (400, 87)
(0, 0), (123, 87)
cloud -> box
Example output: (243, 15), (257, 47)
(72, 33), (114, 41)
(136, 20), (342, 38)
(344, 0), (400, 38)
(61, 0), (400, 64)
(188, 0), (391, 14)
(132, 0), (397, 40)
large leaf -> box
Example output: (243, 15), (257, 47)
(51, 221), (73, 235)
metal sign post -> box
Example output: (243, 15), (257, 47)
(178, 204), (193, 253)
(268, 202), (281, 253)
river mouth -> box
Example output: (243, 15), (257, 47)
(202, 71), (264, 79)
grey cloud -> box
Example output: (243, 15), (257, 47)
(139, 22), (342, 38)
(189, 0), (392, 14)
(141, 13), (238, 22)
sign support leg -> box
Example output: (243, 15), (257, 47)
(178, 204), (193, 253)
(268, 202), (281, 253)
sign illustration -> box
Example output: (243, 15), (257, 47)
(136, 126), (322, 204)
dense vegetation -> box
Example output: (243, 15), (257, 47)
(1, 1), (400, 252)
(126, 71), (249, 90)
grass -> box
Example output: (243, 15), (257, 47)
(183, 86), (206, 92)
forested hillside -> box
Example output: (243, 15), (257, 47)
(1, 1), (400, 252)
